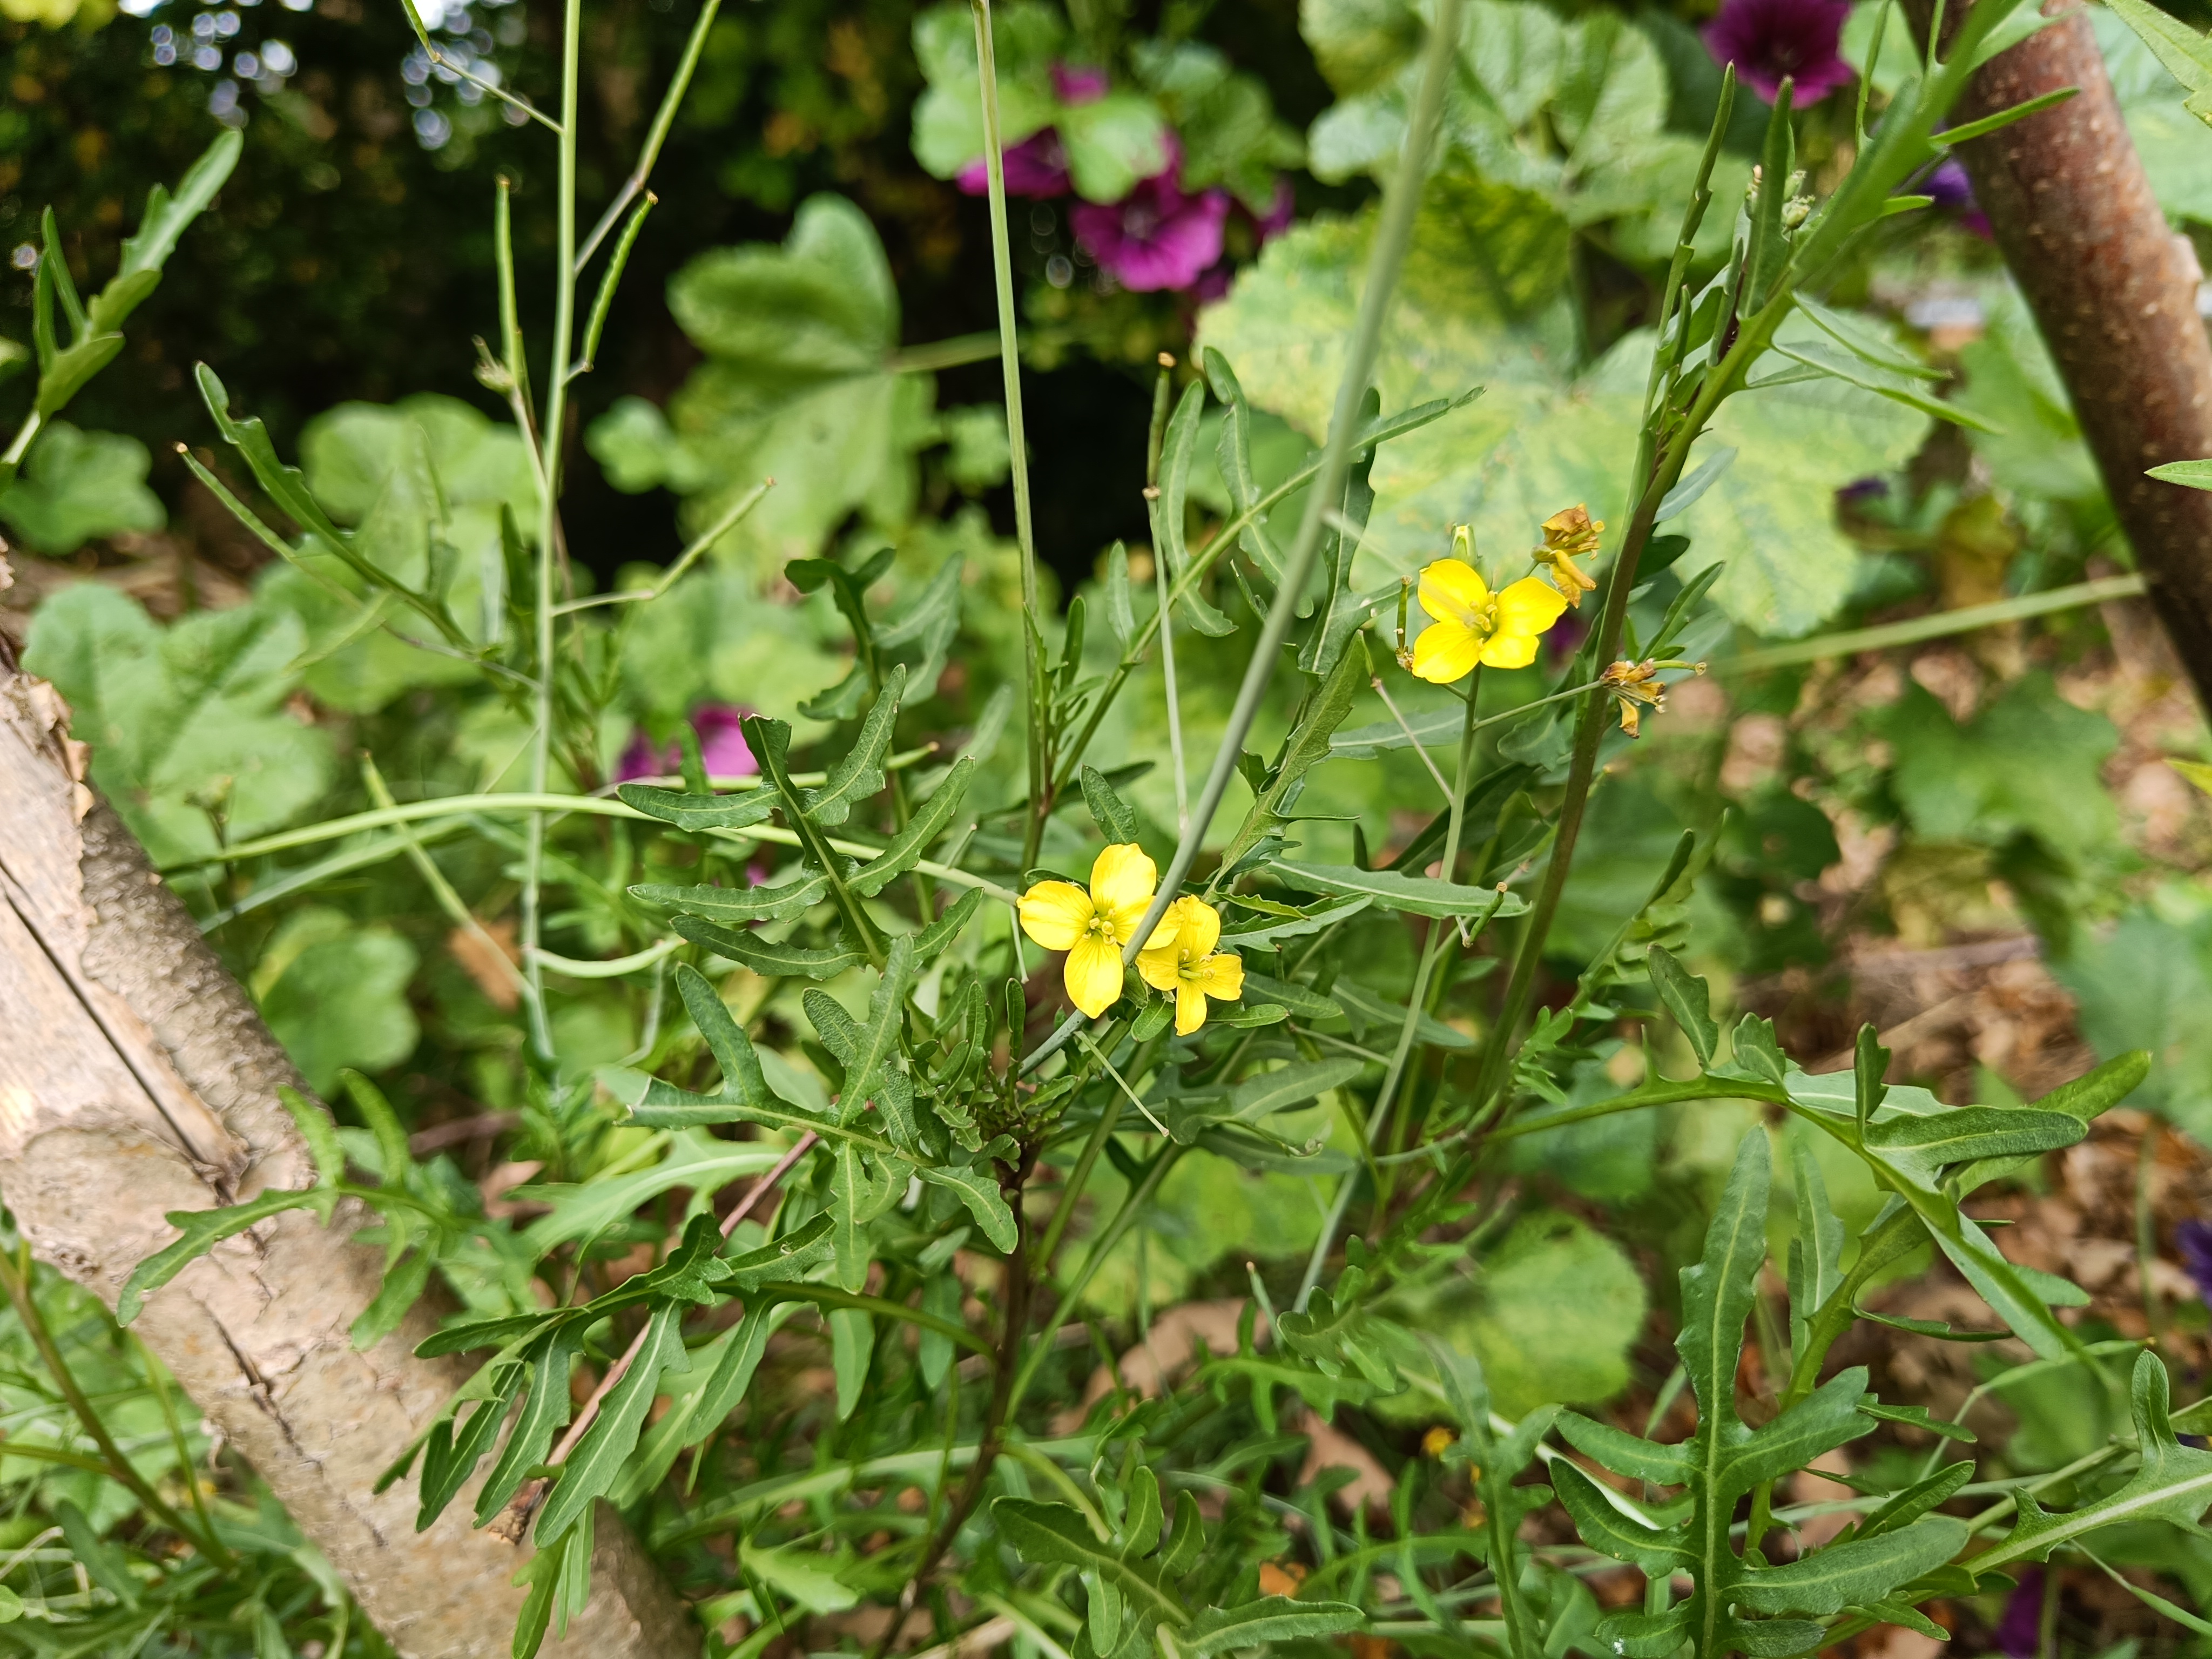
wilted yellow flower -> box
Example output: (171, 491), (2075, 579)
(1136, 895), (1244, 1035)
(1019, 845), (1176, 1019)
(1408, 558), (1569, 683)
(1535, 505), (1603, 608)
(1600, 658), (1667, 738)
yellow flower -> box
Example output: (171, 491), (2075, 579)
(1136, 895), (1244, 1035)
(1535, 504), (1603, 608)
(1018, 844), (1175, 1019)
(1600, 658), (1667, 738)
(1422, 1425), (1456, 1458)
(1408, 558), (1569, 683)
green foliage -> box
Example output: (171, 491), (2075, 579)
(0, 422), (163, 553)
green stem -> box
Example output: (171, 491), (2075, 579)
(1022, 0), (1465, 1078)
(0, 1247), (228, 1562)
(574, 0), (722, 270)
(520, 0), (585, 1067)
(2137, 1121), (2167, 1353)
(1296, 672), (1481, 1307)
(1721, 575), (2147, 673)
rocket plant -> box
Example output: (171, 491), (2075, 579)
(59, 0), (2212, 1651)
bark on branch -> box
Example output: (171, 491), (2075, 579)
(0, 661), (696, 1659)
(1907, 0), (2212, 707)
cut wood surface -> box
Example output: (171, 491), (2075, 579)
(0, 660), (696, 1659)
(1911, 0), (2212, 708)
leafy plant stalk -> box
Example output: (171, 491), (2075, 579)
(1022, 0), (1466, 1075)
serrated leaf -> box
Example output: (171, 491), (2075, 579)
(616, 782), (781, 831)
(119, 1189), (333, 1324)
(631, 869), (833, 925)
(671, 915), (867, 979)
(474, 1325), (582, 1523)
(1184, 1597), (1364, 1654)
(276, 1084), (347, 1191)
(419, 1362), (524, 1530)
(852, 756), (975, 895)
(804, 663), (909, 826)
(533, 1300), (690, 1545)
(1716, 1012), (1788, 1085)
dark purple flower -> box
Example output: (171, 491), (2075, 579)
(616, 704), (758, 783)
(956, 128), (1071, 198)
(1052, 62), (1109, 105)
(1702, 0), (1856, 105)
(1919, 156), (1991, 237)
(2180, 1219), (2212, 1309)
(1071, 171), (1231, 293)
(1994, 1568), (2044, 1659)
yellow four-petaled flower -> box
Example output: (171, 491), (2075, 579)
(1017, 844), (1176, 1018)
(1137, 895), (1245, 1035)
(1409, 557), (1569, 683)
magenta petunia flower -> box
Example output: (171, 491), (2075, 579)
(1702, 0), (1855, 104)
(1071, 171), (1231, 293)
(617, 704), (758, 783)
(956, 127), (1072, 198)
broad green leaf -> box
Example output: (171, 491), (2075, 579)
(992, 1500), (1186, 1625)
(0, 423), (164, 553)
(1081, 764), (1141, 845)
(1645, 946), (1717, 1067)
(1734, 1519), (1968, 1615)
(830, 1306), (874, 1420)
(2104, 0), (2212, 124)
(24, 585), (335, 867)
(914, 1163), (1016, 1251)
(119, 1189), (332, 1324)
(744, 1540), (862, 1614)
(254, 909), (420, 1094)
(1269, 858), (1530, 919)
(533, 1301), (691, 1545)
(1228, 1058), (1365, 1118)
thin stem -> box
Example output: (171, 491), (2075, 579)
(1370, 676), (1453, 803)
(969, 0), (1046, 873)
(1297, 673), (1481, 1309)
(550, 478), (774, 613)
(1721, 575), (2147, 673)
(2136, 1121), (2166, 1353)
(520, 0), (586, 1068)
(1033, 1095), (1125, 1278)
(1021, 0), (1465, 1078)
(0, 1246), (228, 1562)
(1149, 495), (1190, 839)
(397, 0), (557, 130)
(131, 1333), (220, 1559)
(574, 0), (723, 271)
(361, 755), (534, 1015)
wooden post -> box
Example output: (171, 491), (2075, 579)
(0, 659), (696, 1659)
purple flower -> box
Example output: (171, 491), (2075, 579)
(956, 127), (1072, 198)
(1702, 0), (1856, 104)
(1919, 156), (1991, 236)
(616, 704), (758, 784)
(1071, 170), (1231, 293)
(1052, 62), (1109, 104)
(2180, 1219), (2212, 1309)
(1994, 1568), (2044, 1659)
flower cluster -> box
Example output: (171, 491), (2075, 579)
(1018, 845), (1243, 1030)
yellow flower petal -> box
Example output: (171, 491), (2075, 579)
(1494, 575), (1569, 637)
(1193, 952), (1244, 1000)
(1018, 880), (1093, 951)
(1136, 940), (1182, 993)
(1477, 629), (1542, 670)
(1089, 842), (1158, 935)
(1162, 894), (1220, 960)
(1064, 934), (1127, 1019)
(1175, 982), (1210, 1035)
(1417, 558), (1490, 629)
(1411, 619), (1481, 684)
